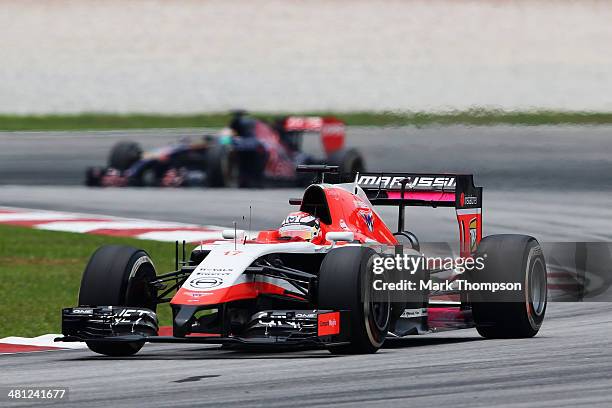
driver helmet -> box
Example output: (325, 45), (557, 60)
(279, 211), (321, 241)
(229, 111), (256, 138)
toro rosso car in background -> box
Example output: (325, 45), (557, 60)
(60, 166), (547, 356)
(85, 111), (364, 188)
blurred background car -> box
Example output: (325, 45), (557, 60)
(85, 111), (365, 188)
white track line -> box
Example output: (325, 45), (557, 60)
(0, 205), (239, 243)
(36, 220), (194, 233)
(0, 334), (87, 351)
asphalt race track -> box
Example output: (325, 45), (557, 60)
(1, 185), (612, 242)
(2, 126), (612, 241)
(1, 126), (612, 406)
(1, 303), (611, 407)
(3, 125), (612, 190)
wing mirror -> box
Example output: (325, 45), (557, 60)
(325, 231), (355, 243)
(222, 229), (245, 239)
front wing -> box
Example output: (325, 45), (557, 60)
(57, 306), (351, 348)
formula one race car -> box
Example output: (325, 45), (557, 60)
(60, 166), (547, 356)
(85, 112), (365, 188)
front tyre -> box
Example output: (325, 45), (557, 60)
(318, 246), (390, 354)
(85, 167), (102, 187)
(79, 245), (158, 356)
(85, 341), (144, 357)
(470, 234), (547, 338)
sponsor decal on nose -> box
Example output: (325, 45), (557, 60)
(189, 277), (223, 289)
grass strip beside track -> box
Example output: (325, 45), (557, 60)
(0, 224), (191, 337)
(2, 110), (612, 131)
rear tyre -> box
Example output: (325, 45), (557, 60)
(108, 141), (142, 170)
(470, 234), (547, 338)
(206, 144), (238, 187)
(327, 148), (365, 175)
(79, 245), (158, 356)
(318, 246), (390, 354)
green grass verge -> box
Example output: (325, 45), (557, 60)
(2, 110), (612, 131)
(0, 224), (193, 337)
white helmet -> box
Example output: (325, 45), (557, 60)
(279, 211), (321, 241)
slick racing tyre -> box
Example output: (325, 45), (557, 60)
(108, 141), (142, 171)
(327, 148), (365, 175)
(85, 167), (102, 187)
(318, 246), (390, 354)
(139, 166), (160, 187)
(206, 144), (238, 187)
(470, 234), (547, 338)
(79, 245), (158, 356)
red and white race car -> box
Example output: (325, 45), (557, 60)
(59, 166), (547, 355)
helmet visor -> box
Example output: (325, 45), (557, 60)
(279, 225), (315, 241)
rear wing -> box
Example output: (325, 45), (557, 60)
(283, 116), (345, 154)
(356, 172), (482, 256)
(356, 173), (481, 210)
